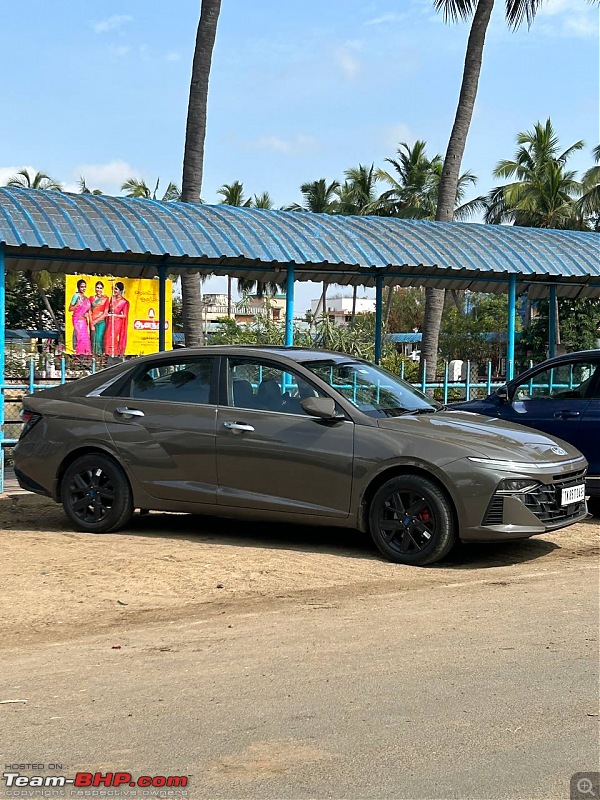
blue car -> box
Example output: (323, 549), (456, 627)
(452, 350), (600, 517)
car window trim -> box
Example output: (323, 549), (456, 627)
(513, 360), (598, 402)
(221, 355), (347, 418)
(110, 354), (220, 405)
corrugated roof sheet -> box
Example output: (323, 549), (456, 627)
(1, 188), (599, 298)
(387, 333), (423, 343)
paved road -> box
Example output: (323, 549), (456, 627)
(1, 563), (598, 800)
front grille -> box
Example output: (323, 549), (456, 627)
(522, 474), (586, 526)
(483, 496), (504, 525)
(552, 468), (587, 484)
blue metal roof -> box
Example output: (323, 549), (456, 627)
(0, 188), (598, 298)
(387, 333), (423, 343)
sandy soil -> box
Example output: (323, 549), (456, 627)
(0, 493), (598, 648)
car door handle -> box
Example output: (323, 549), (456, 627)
(115, 407), (145, 419)
(223, 421), (255, 432)
(554, 410), (580, 419)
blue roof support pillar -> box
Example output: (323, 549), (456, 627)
(158, 258), (167, 352)
(285, 263), (295, 347)
(375, 275), (384, 365)
(548, 284), (557, 359)
(507, 274), (517, 381)
(0, 243), (5, 494)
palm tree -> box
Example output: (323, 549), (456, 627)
(7, 168), (62, 191)
(121, 177), (181, 201)
(252, 192), (273, 209)
(286, 178), (340, 214)
(419, 0), (599, 384)
(217, 180), (251, 208)
(180, 0), (222, 346)
(576, 144), (600, 230)
(482, 120), (584, 229)
(372, 141), (478, 220)
(371, 142), (441, 218)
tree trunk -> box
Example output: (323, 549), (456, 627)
(420, 0), (495, 383)
(384, 286), (394, 328)
(351, 285), (358, 324)
(320, 282), (328, 320)
(180, 0), (222, 347)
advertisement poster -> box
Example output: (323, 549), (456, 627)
(65, 275), (173, 356)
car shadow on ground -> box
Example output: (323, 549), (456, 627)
(122, 510), (560, 569)
(0, 495), (563, 569)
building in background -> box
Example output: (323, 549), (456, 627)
(201, 293), (286, 332)
(310, 296), (376, 326)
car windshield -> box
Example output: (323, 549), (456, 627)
(301, 359), (440, 418)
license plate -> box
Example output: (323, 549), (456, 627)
(561, 484), (585, 506)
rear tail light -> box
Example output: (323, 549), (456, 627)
(19, 409), (42, 439)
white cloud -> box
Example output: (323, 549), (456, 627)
(165, 51), (181, 62)
(334, 41), (363, 80)
(74, 160), (137, 193)
(251, 135), (320, 156)
(365, 12), (409, 26)
(92, 15), (133, 34)
(536, 0), (598, 36)
(114, 45), (131, 58)
(62, 182), (81, 195)
(380, 123), (416, 151)
(0, 165), (38, 186)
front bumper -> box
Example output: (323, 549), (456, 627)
(449, 458), (588, 542)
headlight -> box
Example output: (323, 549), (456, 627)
(495, 478), (540, 494)
(468, 456), (577, 471)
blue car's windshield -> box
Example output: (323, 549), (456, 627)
(302, 359), (440, 418)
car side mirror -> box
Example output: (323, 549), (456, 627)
(495, 386), (509, 403)
(301, 396), (342, 420)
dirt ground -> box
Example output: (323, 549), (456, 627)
(0, 492), (598, 649)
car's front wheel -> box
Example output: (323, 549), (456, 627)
(61, 453), (133, 533)
(368, 475), (456, 565)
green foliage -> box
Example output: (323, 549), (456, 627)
(386, 287), (425, 333)
(439, 294), (513, 362)
(518, 299), (600, 364)
(6, 274), (65, 330)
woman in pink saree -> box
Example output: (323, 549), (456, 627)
(105, 282), (130, 357)
(68, 279), (92, 355)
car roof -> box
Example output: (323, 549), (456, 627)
(133, 345), (358, 363)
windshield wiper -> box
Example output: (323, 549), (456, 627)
(396, 407), (438, 416)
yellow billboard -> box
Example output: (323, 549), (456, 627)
(65, 275), (173, 357)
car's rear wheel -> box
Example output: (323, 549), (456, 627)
(587, 496), (600, 518)
(61, 453), (133, 533)
(368, 475), (456, 565)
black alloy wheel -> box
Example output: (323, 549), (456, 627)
(61, 453), (133, 533)
(369, 475), (456, 566)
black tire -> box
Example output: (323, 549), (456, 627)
(61, 453), (133, 533)
(587, 496), (600, 519)
(368, 474), (456, 566)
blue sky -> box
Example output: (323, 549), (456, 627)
(1, 0), (597, 311)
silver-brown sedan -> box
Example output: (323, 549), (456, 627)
(14, 347), (588, 565)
